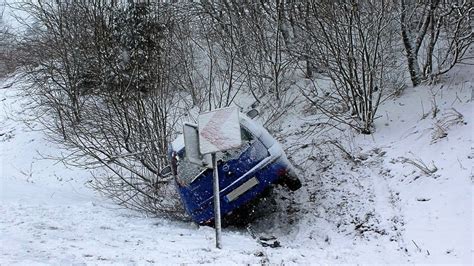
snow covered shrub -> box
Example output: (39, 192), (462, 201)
(197, 1), (300, 108)
(431, 108), (465, 143)
(0, 12), (17, 77)
(298, 0), (404, 134)
(15, 1), (191, 219)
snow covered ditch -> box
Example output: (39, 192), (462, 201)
(1, 62), (472, 264)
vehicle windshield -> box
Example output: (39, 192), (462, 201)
(176, 126), (254, 186)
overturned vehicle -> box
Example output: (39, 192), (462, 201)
(166, 111), (301, 225)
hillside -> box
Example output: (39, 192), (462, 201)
(1, 62), (472, 264)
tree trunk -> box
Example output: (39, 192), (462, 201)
(400, 0), (422, 87)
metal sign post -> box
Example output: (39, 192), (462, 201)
(211, 153), (222, 249)
(199, 107), (241, 249)
(184, 107), (241, 249)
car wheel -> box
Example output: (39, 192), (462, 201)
(281, 176), (302, 191)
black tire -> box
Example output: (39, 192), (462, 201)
(281, 176), (302, 191)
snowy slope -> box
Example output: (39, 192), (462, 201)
(0, 84), (264, 264)
(364, 65), (473, 263)
(1, 60), (472, 264)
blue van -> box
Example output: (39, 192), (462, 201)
(167, 112), (301, 225)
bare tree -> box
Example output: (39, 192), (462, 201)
(187, 0), (303, 133)
(0, 5), (16, 77)
(15, 0), (189, 218)
(400, 0), (473, 86)
(300, 0), (403, 134)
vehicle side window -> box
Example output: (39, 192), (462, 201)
(241, 127), (253, 142)
(176, 154), (207, 186)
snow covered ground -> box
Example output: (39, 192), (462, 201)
(1, 61), (472, 264)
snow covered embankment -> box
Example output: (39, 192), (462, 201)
(366, 66), (473, 263)
(251, 62), (473, 264)
(1, 61), (473, 264)
(0, 84), (263, 264)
